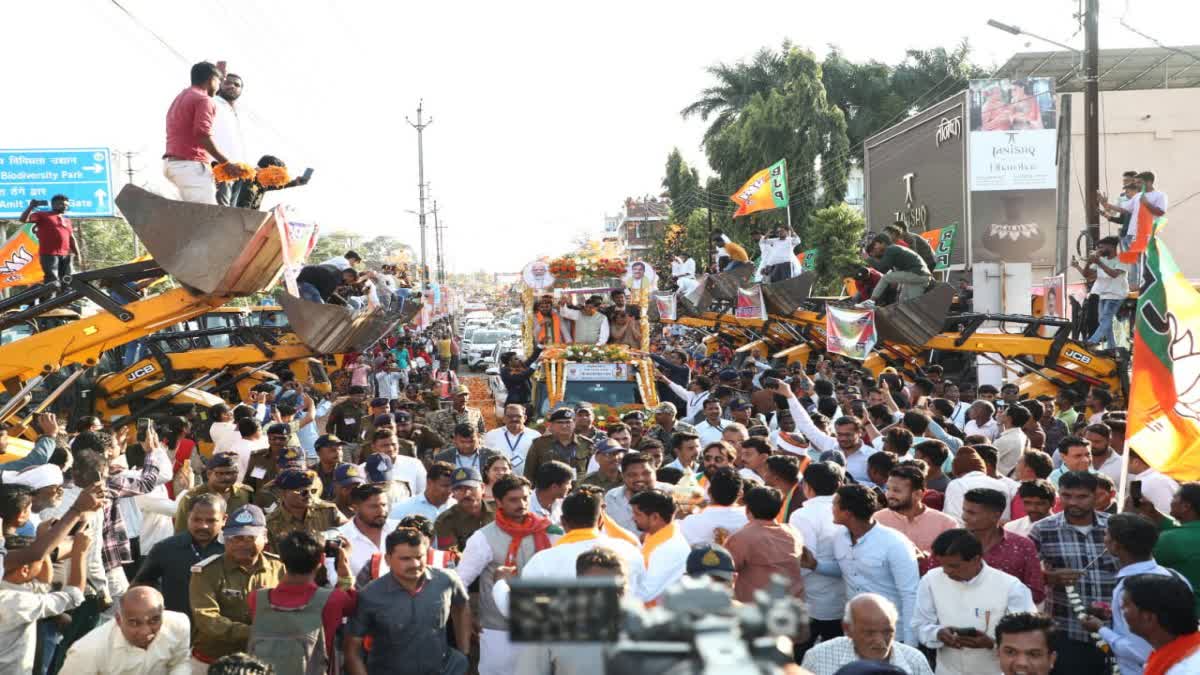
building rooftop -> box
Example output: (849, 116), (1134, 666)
(993, 46), (1200, 92)
(622, 196), (670, 220)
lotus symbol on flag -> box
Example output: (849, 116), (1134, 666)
(1168, 313), (1200, 423)
(0, 246), (34, 275)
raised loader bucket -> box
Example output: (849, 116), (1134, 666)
(762, 272), (816, 316)
(874, 283), (955, 346)
(678, 274), (713, 316)
(279, 293), (405, 354)
(116, 185), (284, 296)
(707, 266), (756, 303)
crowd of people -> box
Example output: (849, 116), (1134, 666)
(1, 304), (1196, 675)
(0, 56), (1182, 675)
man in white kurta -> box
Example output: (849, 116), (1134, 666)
(913, 530), (1036, 675)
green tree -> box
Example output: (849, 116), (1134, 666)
(681, 45), (791, 145)
(75, 218), (139, 269)
(822, 41), (986, 165)
(703, 46), (849, 235)
(661, 149), (701, 223)
(805, 204), (865, 295)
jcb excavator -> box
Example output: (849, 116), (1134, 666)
(656, 267), (1124, 401)
(0, 186), (413, 462)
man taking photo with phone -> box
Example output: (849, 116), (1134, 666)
(20, 195), (81, 289)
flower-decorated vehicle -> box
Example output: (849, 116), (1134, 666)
(530, 343), (658, 416)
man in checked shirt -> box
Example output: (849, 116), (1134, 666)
(1028, 470), (1119, 672)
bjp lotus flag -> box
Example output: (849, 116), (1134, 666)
(1125, 235), (1200, 480)
(731, 159), (788, 217)
(0, 223), (42, 290)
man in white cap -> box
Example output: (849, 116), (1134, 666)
(3, 463), (65, 536)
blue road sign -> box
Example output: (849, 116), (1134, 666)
(0, 148), (115, 218)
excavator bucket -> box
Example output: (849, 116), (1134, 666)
(762, 272), (816, 316)
(279, 293), (405, 354)
(678, 274), (713, 317)
(397, 297), (424, 326)
(116, 185), (284, 296)
(707, 266), (756, 303)
(874, 283), (956, 346)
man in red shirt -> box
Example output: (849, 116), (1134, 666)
(163, 61), (229, 205)
(248, 530), (356, 670)
(19, 194), (80, 286)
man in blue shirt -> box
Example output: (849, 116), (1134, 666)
(1080, 512), (1190, 675)
(801, 483), (920, 644)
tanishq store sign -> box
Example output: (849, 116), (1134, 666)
(969, 130), (1057, 191)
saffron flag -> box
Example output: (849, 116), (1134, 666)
(1126, 236), (1200, 480)
(731, 159), (788, 217)
(1119, 200), (1162, 265)
(918, 223), (959, 271)
(825, 304), (877, 360)
(795, 248), (818, 272)
(0, 223), (42, 290)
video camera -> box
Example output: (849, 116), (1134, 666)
(509, 574), (809, 675)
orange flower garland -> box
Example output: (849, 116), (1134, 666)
(256, 165), (291, 188)
(213, 162), (256, 183)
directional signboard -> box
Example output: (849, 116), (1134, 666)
(0, 148), (115, 218)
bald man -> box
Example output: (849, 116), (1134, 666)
(801, 593), (933, 675)
(59, 586), (191, 674)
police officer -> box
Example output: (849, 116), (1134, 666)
(252, 447), (308, 509)
(363, 452), (413, 505)
(189, 504), (284, 671)
(433, 467), (493, 555)
(580, 439), (626, 492)
(263, 469), (346, 553)
(358, 398), (392, 449)
(243, 423), (291, 498)
(524, 408), (595, 480)
(394, 408), (445, 465)
(174, 453), (253, 533)
(426, 384), (485, 442)
(327, 385), (370, 461)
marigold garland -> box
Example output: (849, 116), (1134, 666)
(256, 165), (291, 188)
(213, 161), (256, 184)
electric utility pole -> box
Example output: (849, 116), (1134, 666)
(431, 200), (445, 284)
(1084, 0), (1100, 243)
(406, 102), (432, 286)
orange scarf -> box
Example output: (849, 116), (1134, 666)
(554, 527), (602, 547)
(641, 520), (680, 566)
(1145, 633), (1200, 675)
(599, 514), (641, 549)
(495, 510), (553, 567)
(537, 312), (564, 344)
(775, 484), (799, 524)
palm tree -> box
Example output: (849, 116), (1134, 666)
(681, 44), (791, 145)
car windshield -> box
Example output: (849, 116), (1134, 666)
(541, 381), (642, 413)
(472, 331), (503, 343)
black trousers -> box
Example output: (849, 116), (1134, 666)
(39, 254), (72, 284)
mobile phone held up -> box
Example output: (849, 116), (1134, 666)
(137, 417), (155, 443)
(1131, 480), (1143, 506)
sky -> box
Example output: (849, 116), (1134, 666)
(7, 0), (1199, 274)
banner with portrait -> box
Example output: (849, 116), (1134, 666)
(734, 286), (767, 320)
(825, 305), (877, 361)
(652, 291), (677, 321)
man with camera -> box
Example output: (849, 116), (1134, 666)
(20, 195), (81, 288)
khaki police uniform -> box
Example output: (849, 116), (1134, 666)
(173, 484), (253, 533)
(523, 434), (594, 481)
(426, 406), (485, 442)
(189, 552), (284, 663)
(264, 500), (347, 553)
(433, 501), (495, 554)
(579, 470), (624, 493)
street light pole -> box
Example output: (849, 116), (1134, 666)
(406, 102), (433, 286)
(1083, 0), (1101, 243)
